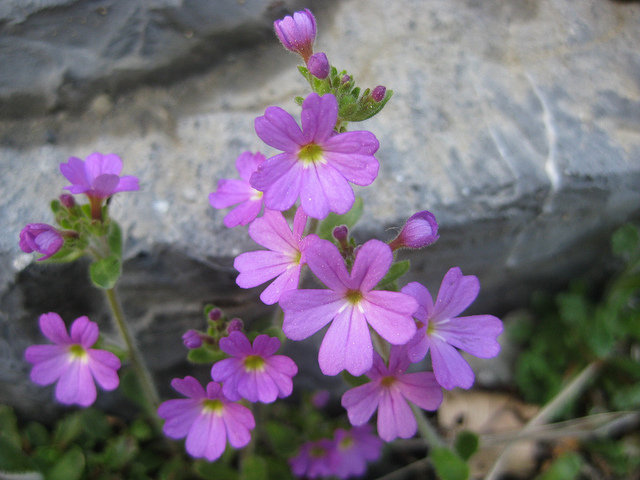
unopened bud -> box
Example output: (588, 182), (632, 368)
(227, 318), (244, 334)
(307, 52), (330, 79)
(371, 85), (386, 102)
(182, 330), (203, 349)
(59, 194), (76, 209)
(311, 389), (330, 409)
(274, 9), (316, 62)
(208, 307), (223, 322)
(341, 74), (351, 84)
(389, 210), (439, 251)
(332, 225), (349, 242)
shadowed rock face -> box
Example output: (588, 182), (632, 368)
(1, 0), (640, 420)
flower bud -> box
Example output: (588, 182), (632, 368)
(311, 389), (330, 409)
(226, 318), (244, 334)
(389, 211), (439, 251)
(332, 225), (349, 242)
(371, 85), (387, 102)
(307, 52), (330, 79)
(341, 74), (351, 84)
(59, 194), (76, 209)
(182, 330), (203, 349)
(208, 307), (223, 322)
(274, 9), (316, 62)
(19, 223), (64, 261)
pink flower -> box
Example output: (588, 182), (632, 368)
(234, 207), (317, 305)
(274, 9), (317, 62)
(341, 346), (442, 442)
(290, 438), (339, 479)
(250, 93), (379, 219)
(157, 376), (255, 462)
(333, 425), (383, 479)
(210, 331), (297, 403)
(209, 151), (266, 228)
(388, 210), (439, 251)
(280, 238), (418, 376)
(402, 268), (503, 390)
(19, 223), (64, 261)
(24, 313), (121, 407)
(60, 152), (139, 200)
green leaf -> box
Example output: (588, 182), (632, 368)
(107, 221), (123, 258)
(52, 412), (84, 448)
(534, 451), (582, 480)
(318, 197), (364, 240)
(375, 260), (410, 290)
(454, 430), (479, 461)
(194, 461), (239, 480)
(611, 223), (639, 258)
(0, 405), (21, 449)
(240, 455), (268, 480)
(187, 347), (226, 364)
(430, 447), (469, 480)
(0, 436), (41, 475)
(264, 421), (298, 457)
(47, 445), (85, 480)
(89, 255), (122, 289)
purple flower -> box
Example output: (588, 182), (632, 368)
(19, 223), (64, 261)
(211, 331), (297, 403)
(274, 9), (316, 62)
(157, 376), (255, 462)
(389, 210), (439, 251)
(290, 438), (339, 479)
(333, 425), (383, 479)
(234, 207), (318, 305)
(341, 346), (442, 442)
(307, 52), (330, 79)
(280, 238), (418, 376)
(60, 152), (139, 200)
(209, 151), (266, 228)
(24, 313), (121, 407)
(250, 93), (379, 219)
(402, 268), (503, 390)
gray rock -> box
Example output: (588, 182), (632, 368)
(1, 0), (640, 420)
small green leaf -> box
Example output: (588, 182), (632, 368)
(89, 255), (122, 289)
(52, 412), (84, 448)
(194, 460), (239, 480)
(240, 455), (268, 480)
(187, 347), (226, 364)
(430, 447), (469, 480)
(107, 221), (123, 258)
(318, 197), (364, 240)
(534, 451), (582, 480)
(0, 405), (21, 449)
(0, 436), (41, 475)
(454, 430), (479, 461)
(264, 422), (298, 457)
(375, 260), (410, 290)
(47, 445), (85, 480)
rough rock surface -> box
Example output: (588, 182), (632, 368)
(1, 0), (639, 420)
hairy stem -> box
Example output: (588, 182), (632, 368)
(105, 287), (162, 432)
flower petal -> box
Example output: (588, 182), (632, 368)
(341, 382), (381, 426)
(280, 289), (344, 340)
(432, 267), (480, 322)
(255, 106), (305, 152)
(363, 291), (417, 345)
(438, 314), (503, 358)
(39, 312), (71, 345)
(429, 338), (475, 390)
(69, 316), (98, 347)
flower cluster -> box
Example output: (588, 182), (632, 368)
(290, 425), (383, 479)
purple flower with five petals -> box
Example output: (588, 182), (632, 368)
(341, 346), (443, 442)
(210, 331), (297, 403)
(19, 223), (65, 261)
(402, 268), (503, 390)
(60, 152), (139, 200)
(24, 313), (121, 407)
(290, 438), (338, 479)
(157, 376), (255, 462)
(280, 238), (418, 376)
(234, 207), (317, 305)
(250, 93), (379, 219)
(209, 151), (266, 228)
(333, 425), (383, 479)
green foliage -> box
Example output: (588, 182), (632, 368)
(453, 430), (479, 462)
(430, 447), (469, 480)
(375, 260), (410, 291)
(89, 255), (122, 289)
(534, 452), (582, 480)
(511, 223), (640, 406)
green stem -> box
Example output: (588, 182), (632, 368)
(484, 360), (603, 480)
(105, 287), (163, 432)
(410, 403), (444, 449)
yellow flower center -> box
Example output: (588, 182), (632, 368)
(345, 289), (363, 305)
(68, 344), (87, 360)
(298, 143), (325, 167)
(244, 354), (266, 372)
(202, 399), (224, 413)
(381, 376), (397, 388)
